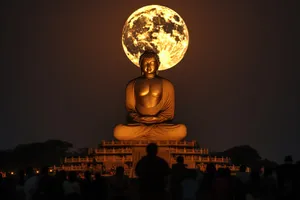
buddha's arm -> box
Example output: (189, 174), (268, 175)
(139, 110), (172, 124)
(128, 112), (144, 123)
(125, 81), (140, 122)
(155, 79), (175, 121)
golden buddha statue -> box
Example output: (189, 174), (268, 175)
(113, 51), (187, 141)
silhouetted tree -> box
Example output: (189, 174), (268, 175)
(0, 140), (72, 170)
(223, 145), (261, 167)
(259, 159), (278, 168)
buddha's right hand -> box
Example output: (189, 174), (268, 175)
(139, 116), (159, 124)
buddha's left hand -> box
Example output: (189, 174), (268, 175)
(140, 116), (159, 123)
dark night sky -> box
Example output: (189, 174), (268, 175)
(1, 0), (299, 163)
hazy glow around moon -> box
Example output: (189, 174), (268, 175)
(122, 5), (189, 71)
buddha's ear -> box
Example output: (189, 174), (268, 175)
(155, 63), (160, 74)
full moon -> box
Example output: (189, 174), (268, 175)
(122, 5), (189, 71)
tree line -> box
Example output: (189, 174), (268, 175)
(0, 140), (277, 171)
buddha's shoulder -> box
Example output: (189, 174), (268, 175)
(157, 76), (174, 88)
(161, 77), (173, 85)
(126, 77), (138, 85)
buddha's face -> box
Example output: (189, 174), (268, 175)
(141, 57), (159, 75)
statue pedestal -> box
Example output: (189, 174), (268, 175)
(60, 140), (232, 177)
(157, 147), (171, 163)
(131, 147), (146, 177)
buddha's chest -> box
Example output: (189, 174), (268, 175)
(134, 78), (163, 108)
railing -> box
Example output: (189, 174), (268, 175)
(100, 140), (196, 147)
(169, 148), (209, 154)
(59, 165), (87, 171)
(94, 149), (132, 154)
(64, 157), (94, 163)
(194, 163), (250, 173)
(94, 148), (209, 154)
(171, 156), (230, 163)
(64, 156), (133, 163)
(95, 156), (133, 162)
(203, 164), (250, 173)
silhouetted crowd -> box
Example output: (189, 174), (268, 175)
(0, 143), (299, 200)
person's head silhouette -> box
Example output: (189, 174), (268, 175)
(176, 156), (184, 164)
(284, 155), (293, 164)
(41, 166), (49, 175)
(240, 165), (246, 172)
(84, 170), (91, 181)
(146, 143), (158, 156)
(95, 172), (101, 180)
(116, 166), (125, 176)
(26, 167), (34, 177)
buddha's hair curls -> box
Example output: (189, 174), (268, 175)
(139, 50), (160, 67)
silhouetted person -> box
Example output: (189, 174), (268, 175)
(92, 172), (108, 200)
(0, 174), (3, 190)
(81, 170), (93, 200)
(24, 167), (38, 200)
(199, 163), (216, 200)
(63, 171), (81, 200)
(171, 156), (187, 200)
(295, 161), (300, 200)
(135, 143), (170, 200)
(16, 169), (26, 200)
(236, 165), (249, 182)
(212, 168), (233, 200)
(0, 175), (3, 198)
(276, 155), (296, 199)
(260, 168), (277, 200)
(1, 172), (17, 200)
(33, 166), (56, 200)
(53, 170), (66, 200)
(247, 170), (261, 200)
(109, 166), (130, 200)
(234, 165), (249, 200)
(18, 169), (25, 186)
(181, 169), (198, 200)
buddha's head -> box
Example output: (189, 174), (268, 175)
(139, 51), (160, 78)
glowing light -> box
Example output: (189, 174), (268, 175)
(36, 170), (39, 174)
(122, 5), (189, 71)
(10, 172), (14, 175)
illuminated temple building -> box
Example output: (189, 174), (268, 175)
(55, 140), (242, 177)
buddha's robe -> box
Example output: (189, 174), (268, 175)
(114, 77), (187, 141)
